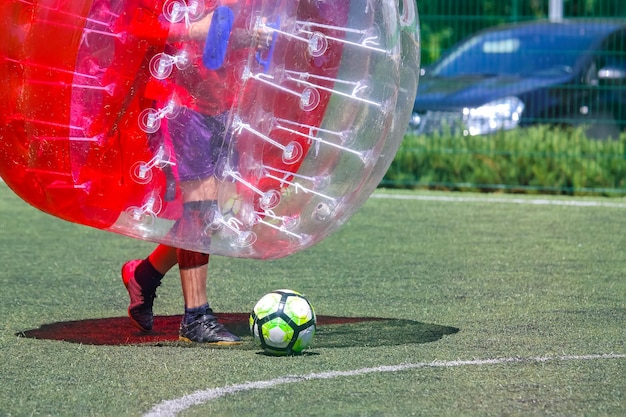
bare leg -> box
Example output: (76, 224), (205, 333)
(176, 177), (219, 309)
(174, 175), (241, 343)
(179, 263), (209, 309)
(179, 177), (219, 202)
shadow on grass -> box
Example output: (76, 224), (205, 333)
(17, 314), (459, 348)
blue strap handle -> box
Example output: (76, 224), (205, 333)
(202, 6), (234, 70)
(255, 17), (280, 73)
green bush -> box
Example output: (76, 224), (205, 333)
(382, 126), (626, 195)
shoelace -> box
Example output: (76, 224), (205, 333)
(140, 283), (160, 308)
(198, 314), (227, 332)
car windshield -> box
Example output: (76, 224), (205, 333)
(432, 25), (606, 77)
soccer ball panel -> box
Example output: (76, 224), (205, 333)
(262, 317), (294, 348)
(292, 325), (315, 353)
(252, 292), (283, 320)
(283, 296), (314, 326)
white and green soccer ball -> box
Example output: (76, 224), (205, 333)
(249, 289), (316, 355)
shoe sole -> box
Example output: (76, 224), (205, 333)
(178, 336), (243, 345)
(127, 309), (152, 333)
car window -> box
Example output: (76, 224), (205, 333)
(595, 31), (626, 70)
(432, 26), (605, 77)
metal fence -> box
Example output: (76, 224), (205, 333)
(383, 0), (626, 195)
(418, 0), (626, 67)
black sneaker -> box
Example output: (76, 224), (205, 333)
(179, 310), (242, 345)
(122, 259), (158, 332)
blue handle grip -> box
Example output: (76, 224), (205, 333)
(255, 17), (280, 73)
(202, 6), (234, 70)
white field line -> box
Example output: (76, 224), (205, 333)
(372, 193), (626, 208)
(144, 353), (625, 417)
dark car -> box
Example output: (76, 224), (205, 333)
(410, 20), (626, 138)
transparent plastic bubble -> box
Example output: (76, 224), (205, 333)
(150, 53), (175, 80)
(233, 230), (257, 248)
(312, 202), (333, 222)
(259, 189), (281, 210)
(0, 0), (420, 259)
(131, 161), (154, 184)
(308, 32), (328, 57)
(299, 87), (321, 112)
(282, 141), (303, 165)
(163, 0), (205, 24)
(282, 214), (300, 230)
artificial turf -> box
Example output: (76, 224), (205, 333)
(0, 184), (624, 416)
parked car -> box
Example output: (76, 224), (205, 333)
(410, 19), (626, 138)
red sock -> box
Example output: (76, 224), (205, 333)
(177, 249), (209, 269)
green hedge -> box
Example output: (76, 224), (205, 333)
(382, 126), (626, 195)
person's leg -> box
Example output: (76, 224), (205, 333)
(122, 244), (178, 332)
(177, 250), (210, 309)
(176, 249), (242, 344)
(125, 108), (237, 340)
(148, 244), (178, 275)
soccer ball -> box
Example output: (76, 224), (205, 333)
(249, 289), (316, 355)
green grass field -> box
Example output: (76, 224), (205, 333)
(0, 183), (624, 416)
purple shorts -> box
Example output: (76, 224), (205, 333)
(163, 108), (232, 182)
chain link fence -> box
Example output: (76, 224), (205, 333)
(384, 0), (626, 195)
